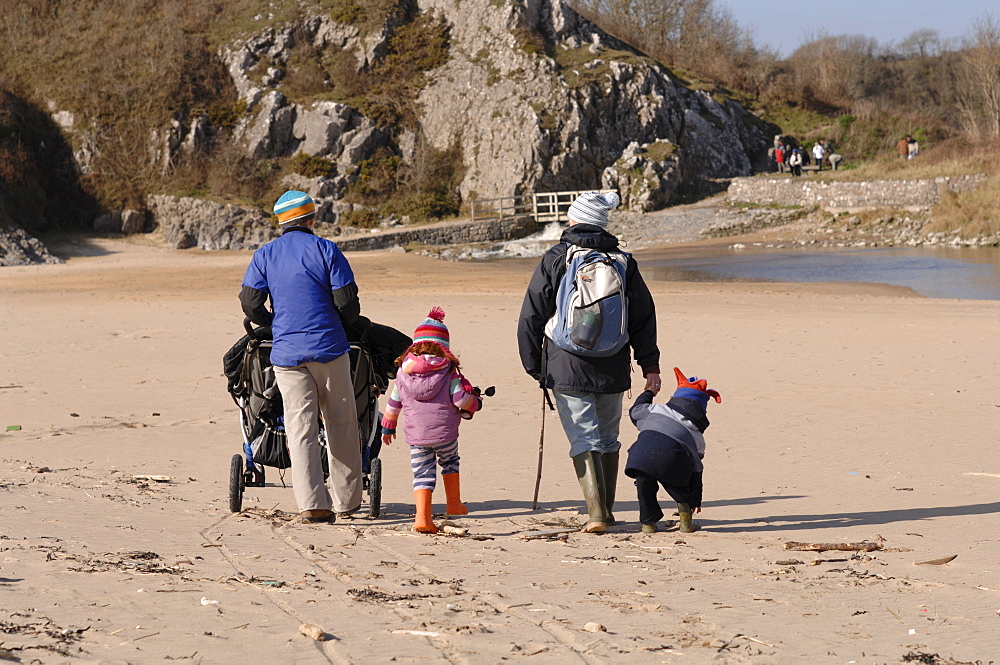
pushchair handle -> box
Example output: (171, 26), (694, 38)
(243, 317), (255, 336)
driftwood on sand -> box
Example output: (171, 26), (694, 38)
(783, 540), (883, 553)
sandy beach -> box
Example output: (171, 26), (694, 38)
(1, 234), (999, 664)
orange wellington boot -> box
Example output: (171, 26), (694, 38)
(442, 473), (469, 516)
(413, 489), (438, 534)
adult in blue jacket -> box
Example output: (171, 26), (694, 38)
(240, 191), (367, 523)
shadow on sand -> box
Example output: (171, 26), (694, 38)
(705, 500), (1000, 533)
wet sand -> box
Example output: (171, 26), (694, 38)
(1, 237), (998, 664)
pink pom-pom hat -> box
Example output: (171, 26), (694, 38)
(412, 307), (450, 349)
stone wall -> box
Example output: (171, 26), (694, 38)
(727, 174), (987, 212)
(335, 216), (542, 251)
(146, 192), (542, 251)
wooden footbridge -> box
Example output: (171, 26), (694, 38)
(470, 190), (613, 223)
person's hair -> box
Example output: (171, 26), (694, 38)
(395, 341), (461, 370)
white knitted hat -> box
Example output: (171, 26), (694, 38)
(567, 191), (621, 228)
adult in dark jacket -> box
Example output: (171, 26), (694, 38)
(517, 191), (661, 533)
(240, 190), (369, 524)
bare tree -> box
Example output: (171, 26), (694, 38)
(957, 13), (1000, 138)
(897, 29), (942, 59)
(568, 0), (762, 90)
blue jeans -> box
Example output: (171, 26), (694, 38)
(553, 391), (624, 457)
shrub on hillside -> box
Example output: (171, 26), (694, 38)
(290, 153), (336, 179)
(342, 208), (382, 228)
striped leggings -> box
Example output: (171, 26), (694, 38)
(409, 439), (460, 491)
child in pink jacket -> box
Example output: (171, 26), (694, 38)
(381, 308), (481, 533)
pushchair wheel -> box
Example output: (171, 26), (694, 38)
(368, 457), (382, 518)
(229, 454), (245, 513)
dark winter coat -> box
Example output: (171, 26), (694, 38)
(517, 224), (660, 393)
(624, 390), (708, 507)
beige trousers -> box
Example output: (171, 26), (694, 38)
(273, 353), (362, 513)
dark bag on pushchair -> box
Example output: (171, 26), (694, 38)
(223, 326), (291, 469)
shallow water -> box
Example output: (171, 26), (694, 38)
(639, 246), (1000, 300)
(466, 224), (1000, 300)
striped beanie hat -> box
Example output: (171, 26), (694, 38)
(413, 307), (449, 349)
(273, 190), (316, 226)
(567, 191), (621, 228)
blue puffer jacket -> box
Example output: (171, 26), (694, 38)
(241, 227), (358, 367)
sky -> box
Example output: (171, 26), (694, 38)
(717, 0), (998, 56)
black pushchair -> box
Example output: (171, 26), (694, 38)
(223, 318), (410, 518)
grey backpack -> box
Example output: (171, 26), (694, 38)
(544, 244), (630, 357)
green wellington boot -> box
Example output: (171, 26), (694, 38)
(601, 451), (619, 526)
(677, 502), (701, 533)
(572, 451), (609, 533)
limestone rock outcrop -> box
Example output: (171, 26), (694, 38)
(602, 140), (684, 212)
(94, 210), (148, 234)
(147, 195), (278, 250)
(0, 226), (61, 266)
(414, 0), (768, 200)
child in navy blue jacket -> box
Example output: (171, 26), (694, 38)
(624, 368), (721, 533)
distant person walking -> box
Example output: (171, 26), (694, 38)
(812, 141), (826, 171)
(240, 190), (367, 524)
(788, 148), (803, 177)
(908, 137), (919, 160)
(897, 135), (911, 159)
(775, 145), (786, 173)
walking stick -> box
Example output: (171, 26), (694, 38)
(532, 340), (554, 510)
(532, 390), (546, 510)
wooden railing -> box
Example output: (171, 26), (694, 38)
(470, 190), (614, 223)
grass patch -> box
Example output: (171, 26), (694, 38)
(927, 170), (1000, 238)
(639, 141), (677, 162)
(753, 101), (830, 141)
(530, 104), (560, 132)
(327, 0), (402, 38)
(553, 46), (651, 89)
(804, 138), (991, 182)
(511, 25), (552, 58)
(342, 208), (382, 228)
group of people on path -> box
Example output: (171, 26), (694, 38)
(771, 135), (842, 175)
(239, 189), (719, 535)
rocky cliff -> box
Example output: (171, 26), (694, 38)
(6, 0), (773, 261)
(155, 0), (770, 237)
(415, 0), (767, 203)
